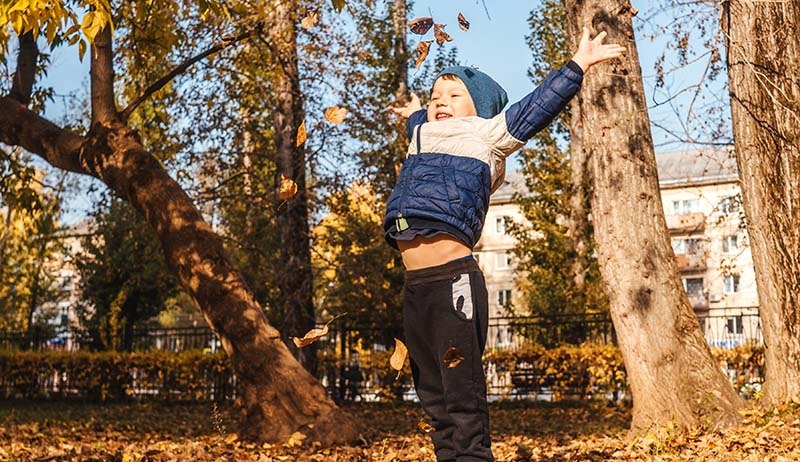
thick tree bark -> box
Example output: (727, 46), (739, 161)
(564, 0), (744, 431)
(723, 0), (800, 405)
(0, 25), (357, 443)
(264, 0), (317, 374)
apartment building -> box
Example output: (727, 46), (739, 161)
(475, 149), (760, 348)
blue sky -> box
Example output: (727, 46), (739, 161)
(40, 0), (724, 149)
(36, 1), (725, 222)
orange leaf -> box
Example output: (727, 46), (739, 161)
(301, 10), (319, 29)
(290, 313), (346, 348)
(296, 119), (307, 147)
(279, 174), (298, 200)
(291, 325), (328, 348)
(324, 106), (348, 124)
(434, 24), (453, 46)
(418, 419), (434, 433)
(390, 338), (408, 376)
(442, 346), (464, 368)
(414, 40), (433, 69)
(457, 12), (470, 31)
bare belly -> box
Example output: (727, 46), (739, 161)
(397, 234), (472, 270)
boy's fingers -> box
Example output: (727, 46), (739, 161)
(594, 30), (607, 42)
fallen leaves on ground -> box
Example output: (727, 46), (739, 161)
(2, 400), (800, 461)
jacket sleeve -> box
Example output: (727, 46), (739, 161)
(406, 109), (428, 140)
(481, 61), (584, 158)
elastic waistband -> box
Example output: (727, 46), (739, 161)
(405, 256), (481, 286)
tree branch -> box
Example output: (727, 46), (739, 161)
(0, 96), (88, 175)
(120, 27), (259, 123)
(10, 31), (38, 105)
(91, 25), (119, 125)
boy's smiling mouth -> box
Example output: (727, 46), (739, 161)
(435, 112), (453, 120)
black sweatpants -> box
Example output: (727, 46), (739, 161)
(403, 256), (492, 462)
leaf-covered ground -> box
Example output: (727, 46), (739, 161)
(1, 399), (799, 461)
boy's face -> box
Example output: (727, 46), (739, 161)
(427, 76), (477, 122)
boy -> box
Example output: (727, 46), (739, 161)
(384, 28), (624, 461)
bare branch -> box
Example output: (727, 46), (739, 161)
(120, 27), (260, 122)
(9, 31), (38, 105)
(91, 25), (119, 125)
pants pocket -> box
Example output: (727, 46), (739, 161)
(451, 274), (473, 320)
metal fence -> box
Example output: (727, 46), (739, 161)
(0, 311), (763, 354)
(0, 311), (764, 401)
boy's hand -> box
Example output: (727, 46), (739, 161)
(387, 93), (422, 119)
(571, 27), (626, 72)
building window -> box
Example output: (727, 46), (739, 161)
(497, 289), (512, 308)
(719, 195), (740, 214)
(726, 315), (743, 334)
(683, 277), (704, 295)
(723, 275), (740, 294)
(496, 216), (510, 234)
(722, 235), (738, 253)
(672, 238), (702, 255)
(495, 252), (511, 270)
(672, 199), (700, 214)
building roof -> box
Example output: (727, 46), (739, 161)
(491, 149), (738, 203)
(656, 148), (738, 188)
(490, 169), (527, 204)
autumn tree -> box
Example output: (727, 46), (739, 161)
(509, 0), (608, 333)
(0, 150), (67, 339)
(722, 0), (800, 405)
(73, 196), (179, 351)
(563, 0), (744, 430)
(0, 1), (356, 443)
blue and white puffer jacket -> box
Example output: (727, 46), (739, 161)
(383, 62), (584, 250)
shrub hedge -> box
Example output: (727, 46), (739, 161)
(0, 342), (765, 402)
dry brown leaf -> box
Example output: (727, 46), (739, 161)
(434, 24), (453, 46)
(286, 431), (306, 447)
(418, 419), (434, 433)
(290, 313), (346, 348)
(407, 16), (433, 35)
(296, 119), (307, 147)
(414, 40), (433, 69)
(300, 10), (319, 29)
(279, 174), (298, 200)
(443, 346), (464, 368)
(390, 338), (408, 376)
(457, 12), (470, 31)
(324, 106), (348, 124)
(224, 433), (238, 444)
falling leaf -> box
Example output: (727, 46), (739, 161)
(324, 106), (348, 124)
(418, 419), (434, 433)
(279, 174), (298, 200)
(407, 16), (433, 35)
(389, 338), (408, 377)
(296, 119), (307, 147)
(414, 40), (433, 69)
(290, 313), (346, 347)
(457, 12), (470, 31)
(443, 346), (464, 368)
(301, 10), (319, 29)
(434, 24), (453, 46)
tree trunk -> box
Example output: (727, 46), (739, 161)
(0, 26), (356, 444)
(723, 0), (800, 405)
(563, 0), (744, 431)
(264, 0), (317, 374)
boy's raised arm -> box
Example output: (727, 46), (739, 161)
(488, 27), (625, 156)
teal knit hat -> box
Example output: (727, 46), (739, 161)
(434, 66), (508, 118)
